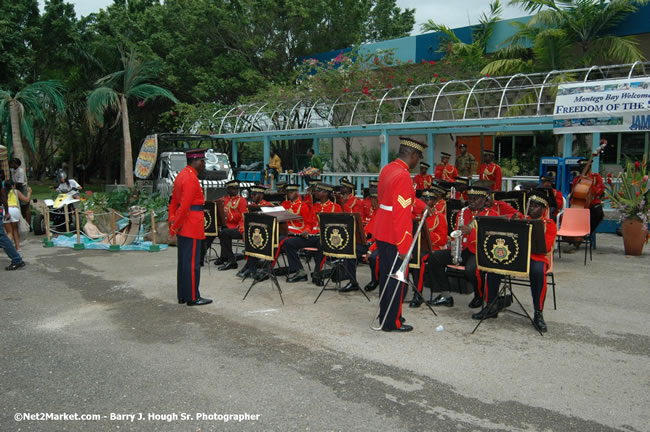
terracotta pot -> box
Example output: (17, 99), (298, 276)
(621, 218), (647, 256)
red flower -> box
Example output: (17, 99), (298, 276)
(441, 78), (447, 82)
(429, 60), (436, 65)
(607, 177), (613, 186)
(407, 59), (413, 63)
(636, 191), (640, 196)
(343, 88), (350, 93)
(373, 56), (379, 64)
(433, 73), (439, 77)
(137, 100), (145, 108)
(485, 74), (491, 77)
(458, 58), (462, 62)
(386, 83), (392, 89)
(362, 86), (370, 95)
(644, 175), (649, 182)
(635, 161), (640, 170)
(407, 78), (413, 82)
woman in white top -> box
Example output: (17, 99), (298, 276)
(3, 180), (32, 251)
(55, 171), (82, 196)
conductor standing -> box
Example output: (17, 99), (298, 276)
(168, 149), (212, 306)
(375, 137), (427, 332)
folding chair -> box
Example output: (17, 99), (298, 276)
(556, 208), (592, 265)
(504, 250), (558, 310)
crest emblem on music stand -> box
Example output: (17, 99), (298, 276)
(491, 238), (511, 262)
(329, 229), (343, 249)
(252, 228), (264, 248)
(203, 209), (212, 230)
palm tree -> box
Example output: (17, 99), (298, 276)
(87, 49), (178, 187)
(483, 0), (649, 76)
(0, 81), (65, 166)
(421, 0), (503, 75)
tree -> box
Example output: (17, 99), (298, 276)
(482, 0), (649, 76)
(0, 80), (65, 166)
(87, 48), (178, 187)
(421, 0), (503, 76)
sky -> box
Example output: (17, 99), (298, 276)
(44, 0), (530, 34)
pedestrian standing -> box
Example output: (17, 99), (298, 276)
(168, 149), (212, 306)
(1, 185), (25, 270)
(9, 158), (31, 230)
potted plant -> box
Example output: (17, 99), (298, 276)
(604, 155), (650, 255)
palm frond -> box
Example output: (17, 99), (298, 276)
(598, 35), (646, 64)
(86, 87), (120, 128)
(420, 20), (461, 43)
(127, 84), (178, 103)
(20, 112), (36, 151)
(481, 58), (528, 76)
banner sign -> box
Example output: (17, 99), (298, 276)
(244, 213), (278, 260)
(134, 135), (158, 179)
(553, 78), (650, 134)
(203, 202), (218, 237)
(319, 213), (356, 259)
(476, 216), (531, 278)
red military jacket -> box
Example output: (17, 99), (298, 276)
(413, 173), (433, 190)
(434, 199), (447, 215)
(376, 159), (419, 255)
(554, 189), (564, 212)
(308, 200), (342, 235)
(224, 194), (248, 230)
(238, 199), (272, 233)
(449, 190), (468, 201)
(434, 163), (458, 182)
(362, 197), (373, 225)
(168, 165), (205, 239)
(528, 216), (557, 265)
(456, 206), (499, 254)
(343, 194), (363, 214)
(491, 200), (523, 219)
(282, 198), (311, 234)
(303, 192), (313, 212)
(478, 162), (503, 191)
(571, 173), (605, 206)
(426, 210), (448, 251)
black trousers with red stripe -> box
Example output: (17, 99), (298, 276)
(177, 235), (203, 302)
(377, 240), (406, 330)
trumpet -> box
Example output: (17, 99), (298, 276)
(450, 206), (468, 265)
(371, 208), (430, 331)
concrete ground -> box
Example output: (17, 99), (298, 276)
(1, 233), (649, 431)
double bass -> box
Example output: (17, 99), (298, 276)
(569, 140), (608, 209)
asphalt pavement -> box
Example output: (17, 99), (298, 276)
(1, 234), (648, 431)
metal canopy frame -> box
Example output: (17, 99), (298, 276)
(208, 62), (650, 140)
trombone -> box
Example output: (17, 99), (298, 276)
(371, 208), (430, 331)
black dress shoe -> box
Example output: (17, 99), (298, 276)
(472, 305), (499, 320)
(338, 282), (359, 292)
(5, 262), (25, 271)
(187, 297), (213, 306)
(534, 310), (548, 333)
(363, 281), (379, 292)
(382, 324), (413, 332)
(287, 270), (307, 283)
(218, 261), (237, 271)
(408, 297), (423, 308)
(213, 257), (225, 265)
(236, 267), (253, 278)
(428, 295), (454, 307)
(468, 296), (483, 309)
(178, 299), (186, 304)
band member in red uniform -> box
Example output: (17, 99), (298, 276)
(285, 183), (342, 283)
(217, 180), (248, 271)
(432, 183), (448, 214)
(233, 185), (274, 278)
(540, 174), (563, 219)
(426, 186), (498, 309)
(434, 152), (458, 182)
(413, 162), (433, 191)
(409, 188), (449, 307)
(375, 137), (428, 332)
(168, 149), (212, 306)
(339, 177), (363, 214)
(477, 190), (557, 330)
(282, 184), (311, 235)
(571, 159), (604, 236)
(363, 191), (381, 292)
(478, 150), (502, 191)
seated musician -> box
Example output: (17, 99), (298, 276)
(216, 180), (248, 270)
(408, 186), (449, 308)
(237, 184), (308, 279)
(426, 186), (498, 309)
(482, 185), (524, 219)
(362, 191), (381, 292)
(337, 177), (365, 292)
(567, 159), (604, 251)
(362, 180), (379, 225)
(284, 183), (342, 283)
(540, 174), (563, 219)
(476, 190), (557, 331)
(413, 162), (433, 191)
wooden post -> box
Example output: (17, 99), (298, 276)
(109, 208), (120, 251)
(43, 209), (54, 247)
(64, 205), (70, 233)
(149, 209), (160, 252)
(73, 208), (84, 250)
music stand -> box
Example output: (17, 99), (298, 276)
(407, 218), (437, 317)
(242, 213), (284, 305)
(203, 200), (226, 267)
(314, 212), (370, 303)
(471, 216), (542, 335)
